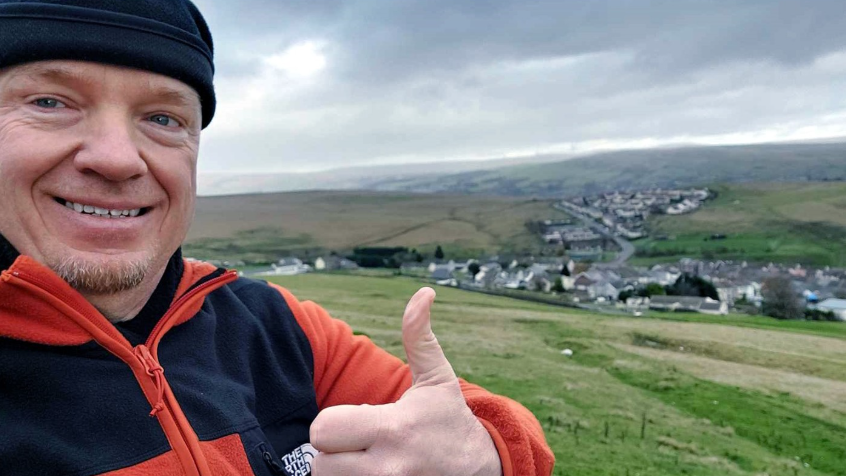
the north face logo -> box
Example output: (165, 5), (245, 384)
(280, 443), (318, 476)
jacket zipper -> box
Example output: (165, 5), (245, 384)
(134, 269), (238, 475)
(259, 443), (287, 474)
(6, 267), (238, 474)
(145, 269), (235, 350)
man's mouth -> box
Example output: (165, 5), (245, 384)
(54, 197), (149, 218)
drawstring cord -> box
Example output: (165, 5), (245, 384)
(134, 345), (166, 417)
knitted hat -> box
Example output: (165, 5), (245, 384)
(0, 0), (216, 128)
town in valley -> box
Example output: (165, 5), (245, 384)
(206, 185), (846, 323)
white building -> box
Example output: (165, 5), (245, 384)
(314, 256), (359, 271)
(815, 299), (846, 321)
(258, 258), (312, 276)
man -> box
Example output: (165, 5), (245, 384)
(0, 0), (554, 475)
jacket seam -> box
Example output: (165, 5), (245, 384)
(195, 398), (317, 442)
(262, 281), (316, 378)
(261, 398), (317, 429)
(61, 443), (172, 476)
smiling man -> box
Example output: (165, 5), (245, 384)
(0, 1), (553, 475)
(0, 61), (201, 320)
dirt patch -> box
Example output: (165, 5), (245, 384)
(777, 200), (846, 227)
(614, 343), (846, 414)
(657, 436), (702, 454)
(611, 319), (846, 361)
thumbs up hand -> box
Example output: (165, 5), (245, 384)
(309, 287), (503, 476)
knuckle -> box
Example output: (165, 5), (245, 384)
(309, 417), (327, 447)
(309, 454), (325, 476)
(374, 459), (406, 476)
(378, 409), (404, 441)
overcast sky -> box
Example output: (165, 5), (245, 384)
(191, 0), (846, 174)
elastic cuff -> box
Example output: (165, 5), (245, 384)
(478, 417), (513, 476)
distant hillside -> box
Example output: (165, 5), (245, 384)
(634, 182), (846, 267)
(197, 153), (577, 196)
(184, 182), (846, 267)
(184, 191), (571, 263)
(367, 142), (846, 197)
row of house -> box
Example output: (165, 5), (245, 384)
(252, 255), (359, 277)
(255, 257), (312, 276)
(429, 256), (846, 319)
(625, 295), (728, 315)
(247, 253), (845, 321)
(542, 224), (605, 247)
(680, 259), (846, 305)
(557, 187), (711, 243)
(425, 259), (734, 316)
(426, 258), (575, 292)
(666, 198), (702, 215)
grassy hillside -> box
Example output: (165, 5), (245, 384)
(185, 183), (846, 266)
(185, 191), (569, 263)
(635, 182), (846, 266)
(266, 273), (846, 476)
(369, 142), (846, 197)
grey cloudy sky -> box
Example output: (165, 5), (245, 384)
(192, 0), (846, 173)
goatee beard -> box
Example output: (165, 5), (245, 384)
(52, 255), (152, 295)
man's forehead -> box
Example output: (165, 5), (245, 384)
(2, 61), (201, 104)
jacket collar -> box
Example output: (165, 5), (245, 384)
(0, 233), (223, 346)
(0, 234), (184, 327)
(0, 234), (19, 272)
(115, 250), (184, 345)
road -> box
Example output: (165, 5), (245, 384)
(552, 202), (635, 268)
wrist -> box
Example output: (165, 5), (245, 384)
(469, 418), (505, 476)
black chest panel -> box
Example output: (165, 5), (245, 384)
(0, 278), (318, 476)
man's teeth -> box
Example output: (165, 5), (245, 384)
(64, 200), (141, 218)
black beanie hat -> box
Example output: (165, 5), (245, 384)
(0, 0), (216, 128)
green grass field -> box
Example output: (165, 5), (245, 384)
(635, 182), (846, 266)
(264, 272), (846, 476)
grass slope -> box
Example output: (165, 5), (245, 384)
(185, 191), (570, 263)
(370, 142), (846, 197)
(265, 272), (846, 476)
(635, 182), (846, 266)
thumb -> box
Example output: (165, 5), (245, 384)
(402, 287), (457, 387)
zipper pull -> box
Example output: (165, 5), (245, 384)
(134, 344), (166, 417)
(259, 444), (287, 474)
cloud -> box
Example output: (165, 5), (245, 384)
(264, 41), (328, 78)
(192, 0), (846, 173)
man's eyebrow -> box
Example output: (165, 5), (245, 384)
(146, 86), (200, 108)
(14, 64), (98, 87)
(8, 64), (200, 108)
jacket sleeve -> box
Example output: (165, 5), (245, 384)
(269, 283), (555, 476)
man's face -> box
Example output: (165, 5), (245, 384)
(0, 60), (202, 294)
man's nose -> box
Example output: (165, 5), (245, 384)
(73, 113), (148, 182)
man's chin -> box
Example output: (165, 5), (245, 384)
(50, 254), (153, 295)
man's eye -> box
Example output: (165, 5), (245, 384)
(149, 114), (181, 128)
(33, 98), (66, 109)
